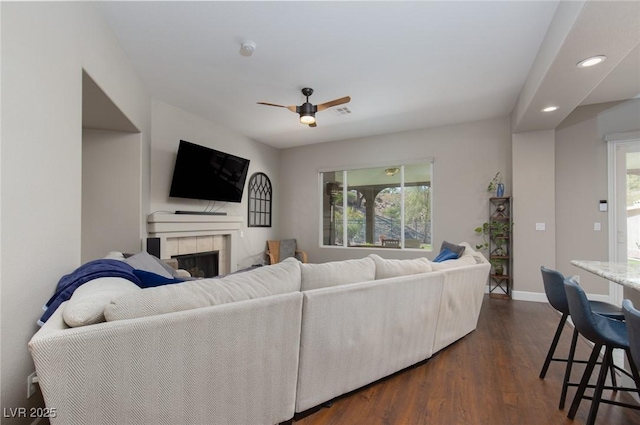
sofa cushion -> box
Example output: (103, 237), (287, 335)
(433, 248), (459, 263)
(300, 257), (375, 291)
(439, 241), (465, 258)
(124, 251), (174, 279)
(104, 257), (302, 321)
(63, 277), (141, 327)
(368, 254), (432, 279)
(431, 242), (483, 270)
(280, 239), (297, 261)
(133, 269), (184, 288)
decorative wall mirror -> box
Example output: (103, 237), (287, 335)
(248, 172), (272, 227)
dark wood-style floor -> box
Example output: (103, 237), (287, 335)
(295, 296), (640, 425)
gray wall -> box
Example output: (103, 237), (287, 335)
(556, 99), (640, 295)
(279, 117), (512, 263)
(82, 130), (143, 263)
(1, 3), (151, 422)
(150, 101), (281, 269)
(512, 130), (556, 296)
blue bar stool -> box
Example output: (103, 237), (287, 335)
(564, 278), (640, 425)
(623, 299), (640, 380)
(539, 267), (623, 409)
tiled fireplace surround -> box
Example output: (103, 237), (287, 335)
(147, 213), (243, 276)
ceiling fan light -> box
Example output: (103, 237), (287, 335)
(300, 114), (316, 125)
(385, 167), (400, 176)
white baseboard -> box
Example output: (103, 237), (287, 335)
(486, 286), (617, 305)
(511, 290), (548, 302)
(484, 286), (549, 302)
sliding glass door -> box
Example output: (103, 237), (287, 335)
(612, 141), (640, 264)
(609, 139), (640, 304)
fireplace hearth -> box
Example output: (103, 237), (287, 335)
(172, 251), (219, 278)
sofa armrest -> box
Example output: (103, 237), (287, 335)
(29, 293), (303, 425)
(266, 251), (276, 265)
(432, 262), (491, 353)
(295, 250), (308, 263)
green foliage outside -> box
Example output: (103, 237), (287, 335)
(334, 185), (430, 246)
(628, 174), (640, 206)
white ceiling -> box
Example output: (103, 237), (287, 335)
(97, 1), (640, 149)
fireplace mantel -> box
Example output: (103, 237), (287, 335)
(147, 213), (243, 274)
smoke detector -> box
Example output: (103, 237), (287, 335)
(239, 41), (256, 57)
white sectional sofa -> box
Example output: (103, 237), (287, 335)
(28, 243), (490, 425)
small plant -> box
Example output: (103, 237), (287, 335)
(487, 172), (503, 193)
(474, 220), (513, 251)
(474, 224), (490, 251)
(490, 258), (506, 275)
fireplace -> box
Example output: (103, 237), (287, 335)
(172, 251), (219, 278)
(147, 213), (242, 275)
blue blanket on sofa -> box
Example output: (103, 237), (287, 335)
(38, 259), (141, 326)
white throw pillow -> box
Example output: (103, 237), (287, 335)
(105, 257), (301, 322)
(103, 251), (126, 261)
(300, 257), (376, 291)
(63, 277), (141, 327)
(368, 254), (432, 279)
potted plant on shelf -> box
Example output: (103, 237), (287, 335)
(474, 221), (512, 250)
(487, 172), (504, 197)
(490, 258), (506, 275)
(474, 223), (490, 251)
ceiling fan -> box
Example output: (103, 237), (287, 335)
(257, 88), (350, 127)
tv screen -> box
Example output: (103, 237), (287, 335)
(169, 140), (250, 203)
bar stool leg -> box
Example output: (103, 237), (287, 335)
(610, 356), (618, 390)
(568, 342), (603, 420)
(559, 327), (579, 409)
(585, 346), (613, 425)
(626, 348), (640, 390)
(541, 313), (569, 379)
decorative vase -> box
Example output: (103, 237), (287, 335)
(496, 183), (505, 197)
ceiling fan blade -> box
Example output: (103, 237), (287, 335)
(257, 102), (298, 113)
(316, 96), (351, 111)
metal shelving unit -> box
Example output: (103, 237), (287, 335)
(488, 197), (512, 299)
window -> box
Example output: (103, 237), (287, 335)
(320, 161), (432, 250)
(247, 172), (272, 227)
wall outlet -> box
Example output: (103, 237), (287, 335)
(27, 372), (38, 398)
(535, 222), (546, 231)
(594, 222), (601, 231)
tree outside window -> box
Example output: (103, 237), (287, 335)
(321, 162), (432, 250)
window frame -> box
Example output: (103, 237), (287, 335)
(318, 158), (433, 251)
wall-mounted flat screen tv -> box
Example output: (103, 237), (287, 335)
(169, 140), (250, 203)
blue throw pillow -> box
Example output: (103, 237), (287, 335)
(133, 269), (184, 288)
(433, 248), (459, 263)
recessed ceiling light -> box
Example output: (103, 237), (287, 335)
(577, 55), (606, 68)
(541, 106), (559, 113)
